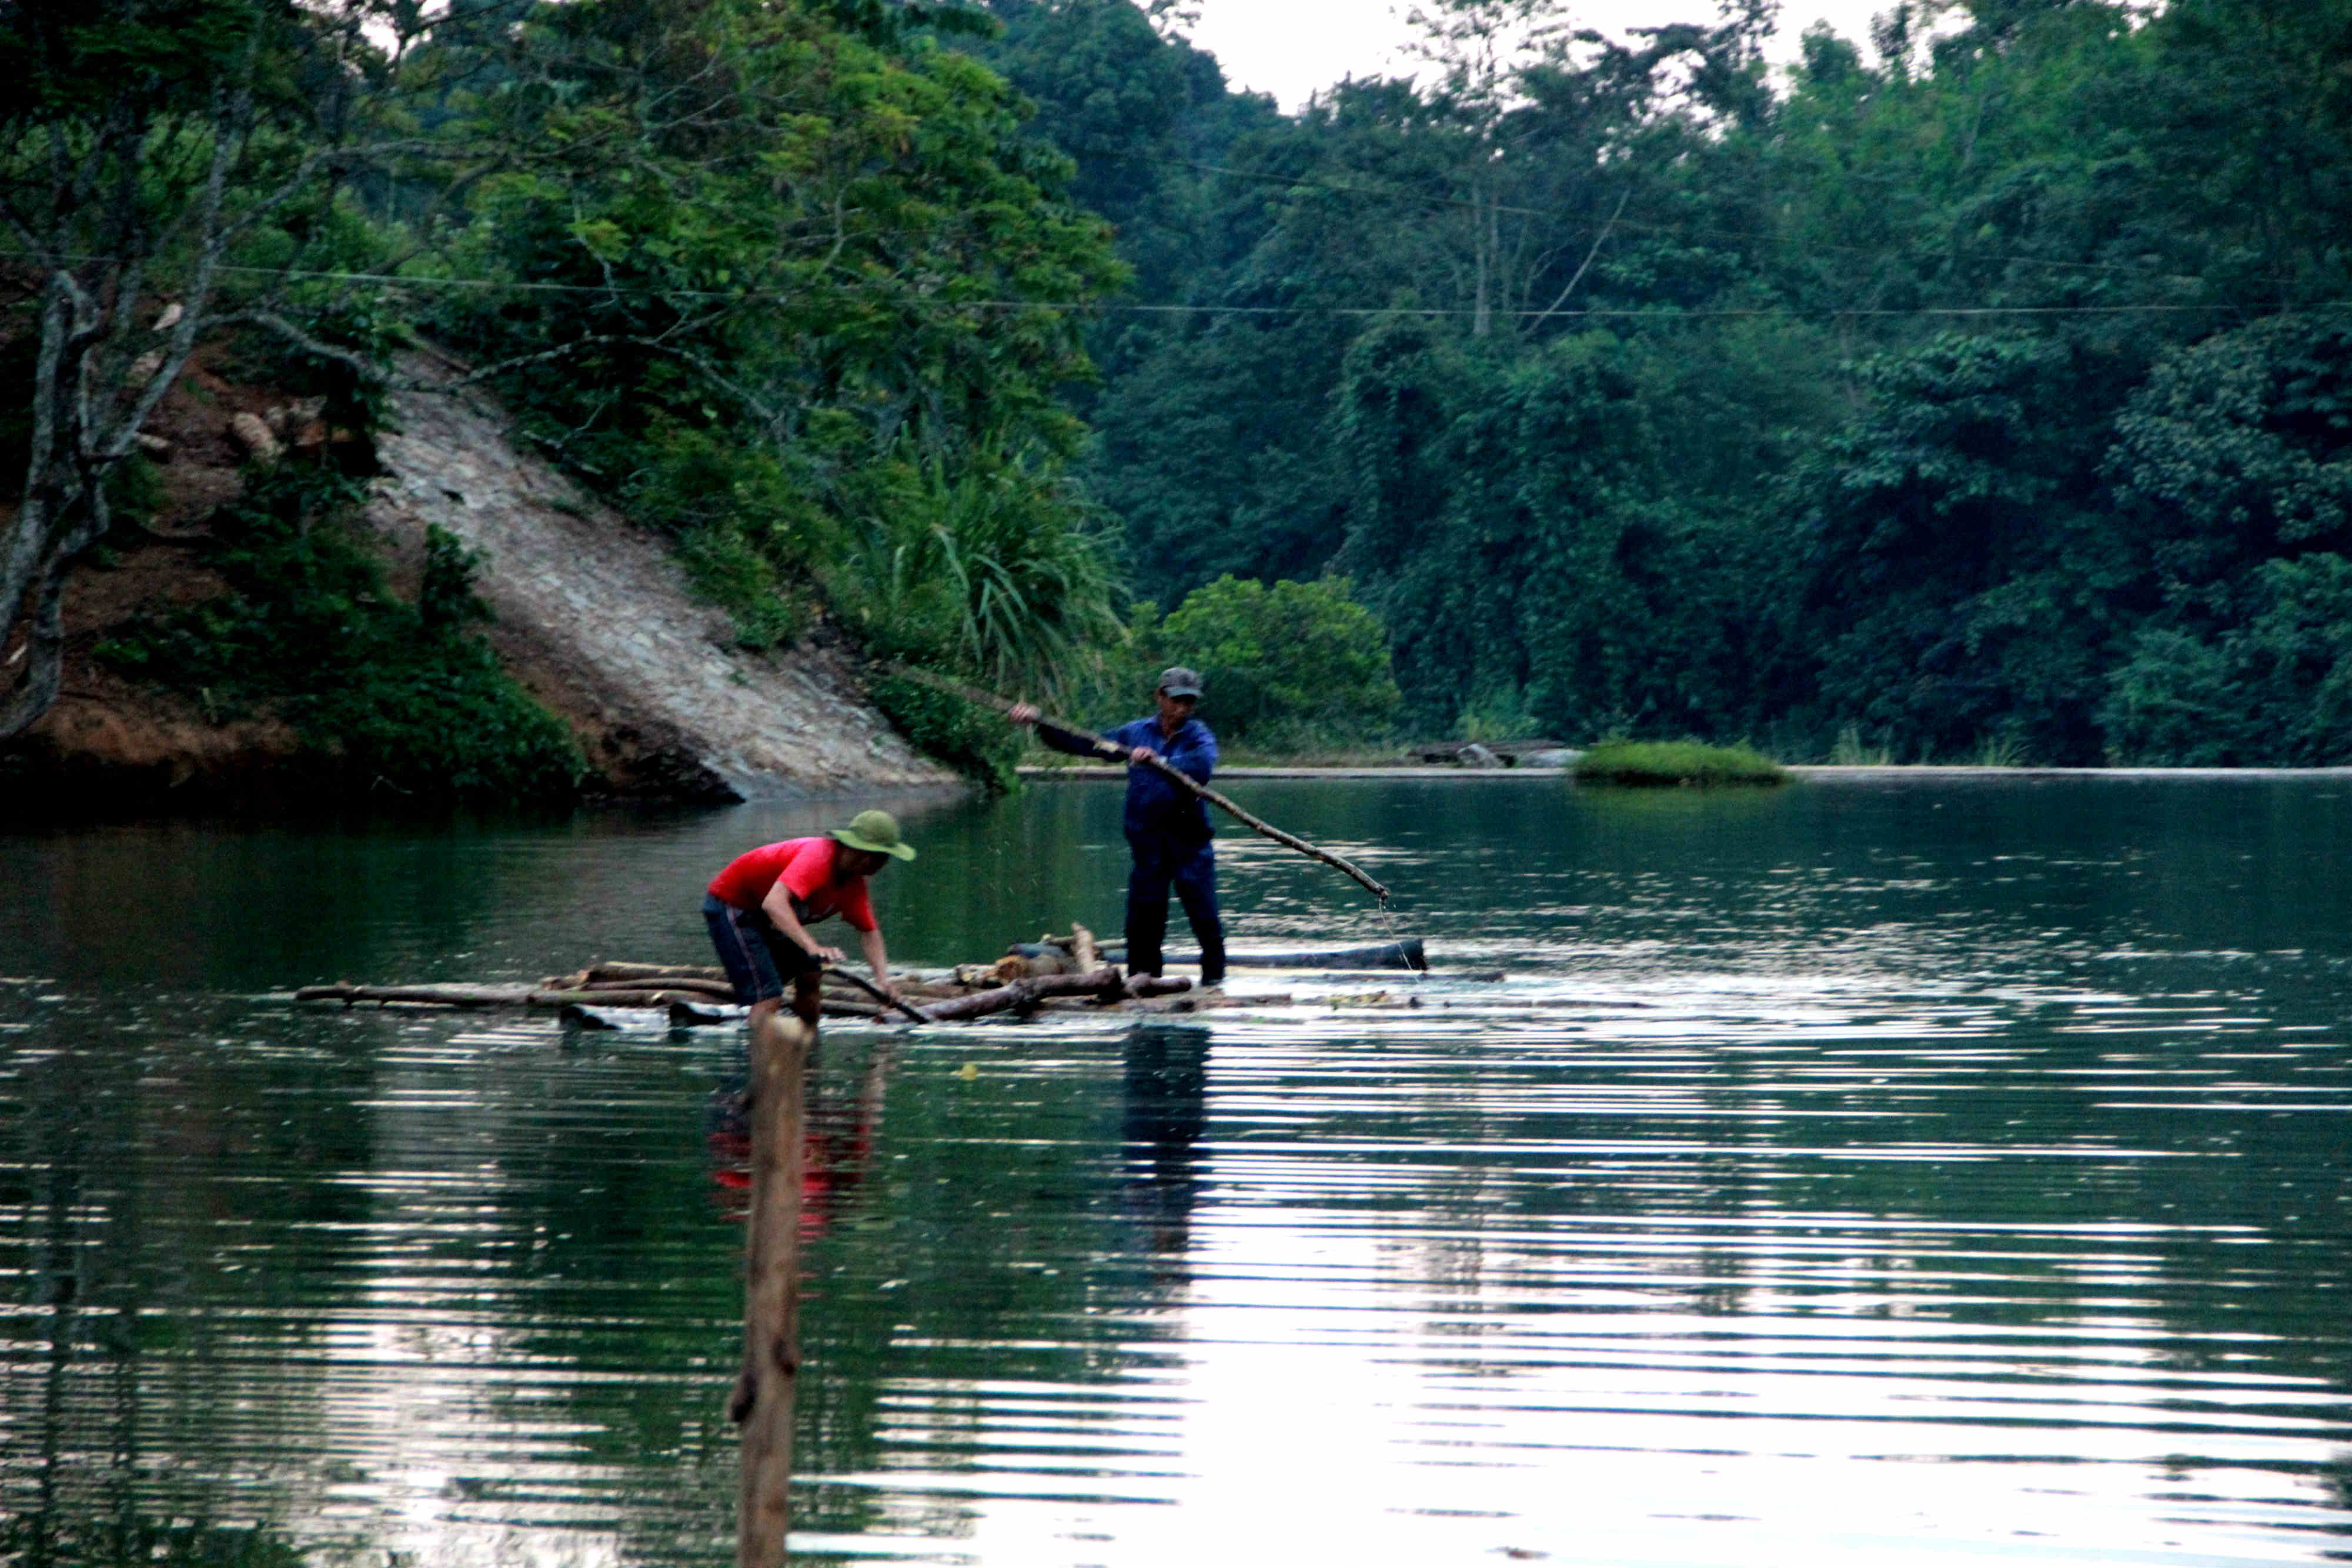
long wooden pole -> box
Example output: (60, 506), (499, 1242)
(824, 964), (930, 1025)
(886, 665), (1392, 904)
(732, 1007), (811, 1567)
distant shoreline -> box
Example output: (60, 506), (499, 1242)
(1020, 763), (2352, 781)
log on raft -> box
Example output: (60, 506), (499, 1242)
(579, 958), (965, 1001)
(574, 977), (740, 1000)
(538, 988), (736, 1008)
(584, 961), (729, 983)
(567, 998), (886, 1029)
(1031, 987), (1279, 1015)
(917, 969), (1192, 1022)
(296, 981), (727, 1009)
(298, 982), (537, 1007)
(1162, 937), (1424, 971)
(298, 978), (923, 1011)
(1020, 937), (1428, 972)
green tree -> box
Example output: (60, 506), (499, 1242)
(94, 470), (583, 798)
(0, 0), (431, 739)
(2104, 558), (2352, 765)
(417, 0), (1131, 767)
(1142, 574), (1399, 746)
(1781, 333), (2141, 762)
(2099, 310), (2352, 763)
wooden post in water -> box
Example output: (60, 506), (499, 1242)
(731, 1001), (813, 1567)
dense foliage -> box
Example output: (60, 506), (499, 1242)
(0, 0), (424, 741)
(1130, 575), (1401, 748)
(4, 0), (1130, 786)
(15, 0), (2352, 778)
(966, 0), (2352, 763)
(416, 0), (1130, 729)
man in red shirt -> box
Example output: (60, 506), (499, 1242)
(704, 809), (916, 1027)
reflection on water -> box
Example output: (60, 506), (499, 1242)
(5, 777), (2352, 1566)
(1122, 1025), (1210, 1256)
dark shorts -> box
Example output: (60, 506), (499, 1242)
(703, 892), (821, 1003)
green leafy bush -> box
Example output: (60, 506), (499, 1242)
(865, 673), (1026, 792)
(1137, 576), (1401, 750)
(619, 424), (828, 649)
(1575, 740), (1788, 787)
(2102, 555), (2352, 765)
(97, 469), (583, 801)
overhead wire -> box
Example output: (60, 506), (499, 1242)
(1033, 138), (2223, 289)
(5, 79), (2256, 320)
(42, 256), (2280, 322)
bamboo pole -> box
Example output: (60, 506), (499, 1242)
(884, 664), (1393, 904)
(732, 1007), (811, 1567)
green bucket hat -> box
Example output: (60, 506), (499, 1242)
(833, 808), (916, 861)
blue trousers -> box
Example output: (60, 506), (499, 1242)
(701, 892), (819, 1003)
(1127, 833), (1225, 985)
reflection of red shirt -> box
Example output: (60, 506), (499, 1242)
(707, 837), (876, 931)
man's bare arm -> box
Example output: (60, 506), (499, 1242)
(761, 883), (845, 965)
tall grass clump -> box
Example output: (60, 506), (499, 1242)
(835, 450), (1125, 785)
(1575, 739), (1787, 787)
(1829, 724), (1893, 765)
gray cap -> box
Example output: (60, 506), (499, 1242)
(1157, 666), (1204, 699)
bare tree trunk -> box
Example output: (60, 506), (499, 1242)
(1472, 186), (1492, 339)
(0, 484), (113, 741)
(0, 568), (68, 739)
(1, 277), (91, 740)
(2, 133), (198, 740)
(732, 1005), (812, 1567)
(0, 4), (364, 743)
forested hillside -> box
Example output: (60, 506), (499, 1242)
(5, 0), (2351, 790)
(970, 0), (2352, 764)
(1, 0), (1127, 794)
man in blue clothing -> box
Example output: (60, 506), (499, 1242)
(1010, 666), (1226, 987)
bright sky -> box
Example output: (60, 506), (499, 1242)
(1186, 0), (1892, 111)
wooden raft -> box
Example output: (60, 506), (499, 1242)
(293, 926), (1227, 1025)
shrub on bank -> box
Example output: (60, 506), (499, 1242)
(1124, 576), (1402, 750)
(97, 468), (584, 802)
(1575, 740), (1786, 787)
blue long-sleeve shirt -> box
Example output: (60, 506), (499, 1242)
(1038, 715), (1218, 844)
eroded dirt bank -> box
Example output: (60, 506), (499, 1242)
(3, 351), (959, 810)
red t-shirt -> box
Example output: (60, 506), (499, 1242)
(707, 837), (877, 931)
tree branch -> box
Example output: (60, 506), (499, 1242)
(218, 310), (389, 386)
(1528, 188), (1628, 329)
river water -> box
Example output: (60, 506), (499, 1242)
(4, 775), (2351, 1567)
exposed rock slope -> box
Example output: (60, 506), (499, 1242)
(366, 357), (955, 801)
